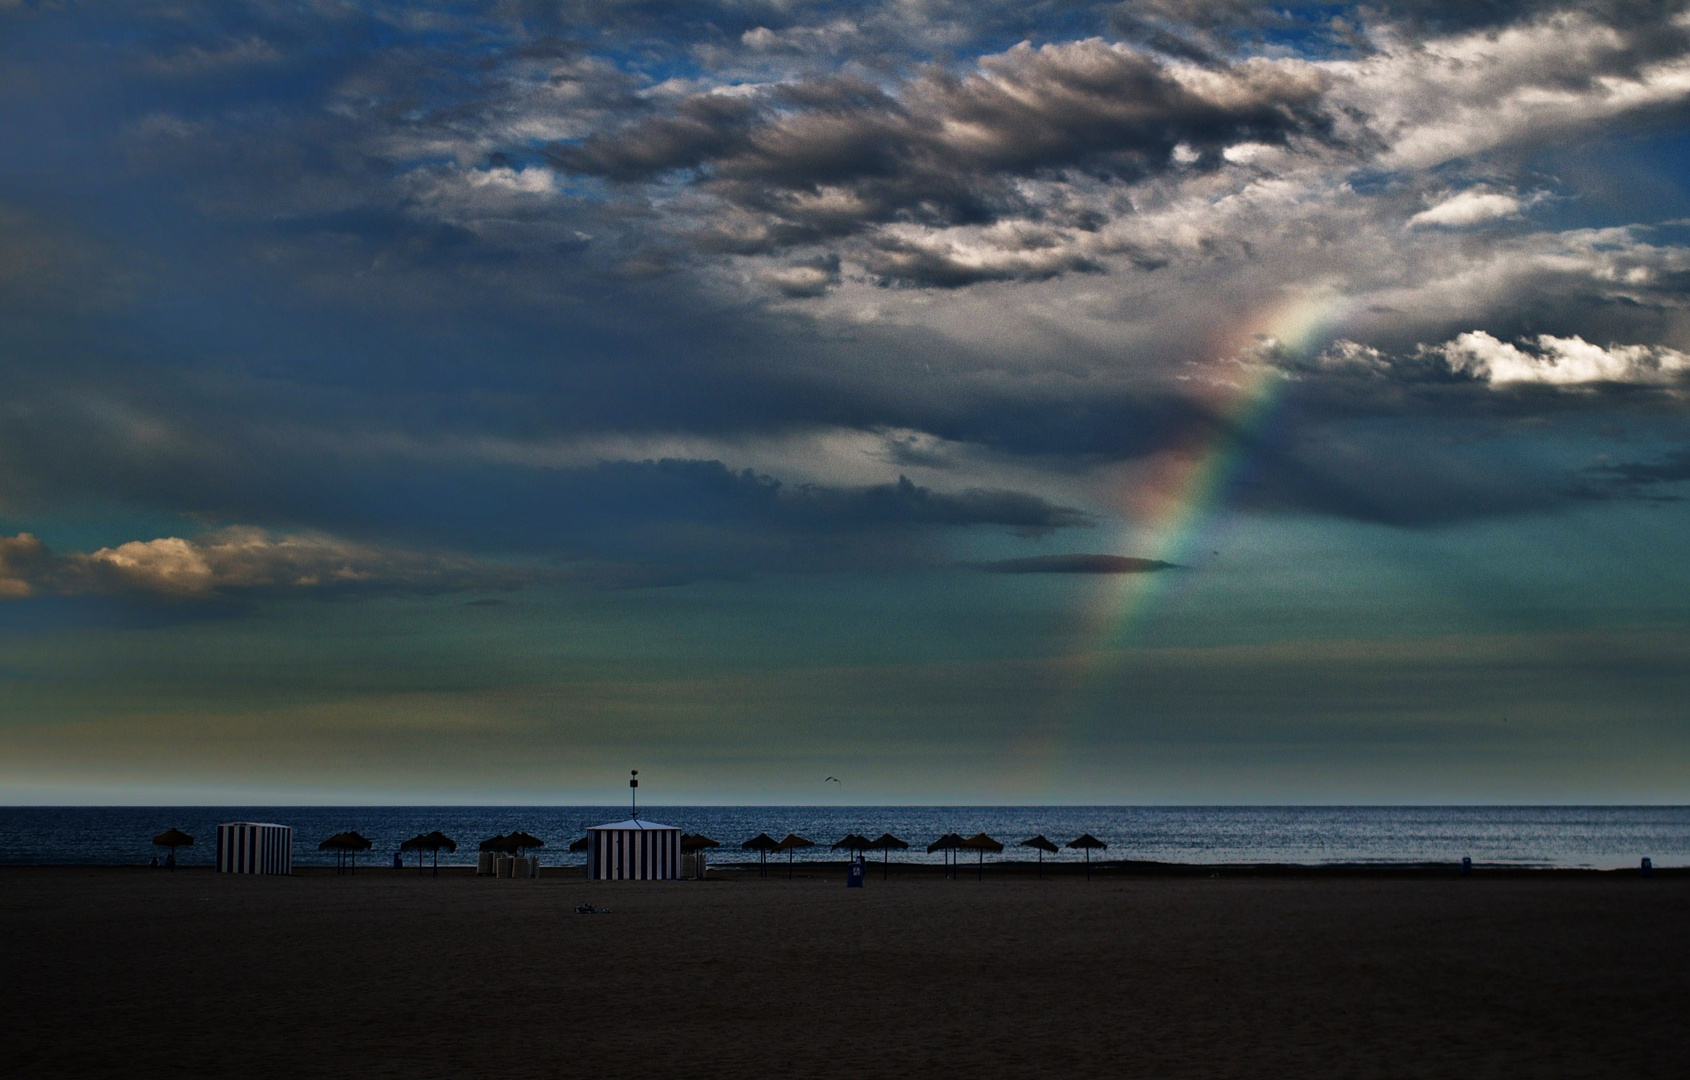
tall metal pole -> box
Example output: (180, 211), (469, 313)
(630, 770), (639, 819)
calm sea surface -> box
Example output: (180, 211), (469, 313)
(1, 806), (1685, 869)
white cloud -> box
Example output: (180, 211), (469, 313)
(1435, 331), (1690, 387)
(1408, 190), (1522, 229)
(0, 528), (554, 601)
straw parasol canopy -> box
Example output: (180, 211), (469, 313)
(680, 833), (720, 853)
(319, 831), (373, 874)
(480, 834), (518, 853)
(775, 833), (814, 879)
(831, 833), (872, 856)
(1066, 833), (1108, 880)
(959, 833), (1004, 881)
(506, 831), (545, 855)
(927, 832), (963, 878)
(866, 832), (908, 879)
(568, 835), (590, 853)
(153, 828), (193, 870)
(400, 830), (458, 876)
(1019, 834), (1059, 878)
(742, 832), (779, 877)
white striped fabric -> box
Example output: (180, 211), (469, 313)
(586, 820), (680, 880)
(215, 823), (293, 875)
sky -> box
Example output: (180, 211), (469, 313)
(2, 0), (1689, 805)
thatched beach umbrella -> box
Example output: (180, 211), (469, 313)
(480, 834), (517, 853)
(680, 833), (720, 853)
(927, 833), (963, 879)
(506, 831), (545, 855)
(401, 831), (457, 877)
(959, 833), (1004, 881)
(775, 833), (814, 879)
(1019, 835), (1059, 879)
(866, 833), (908, 880)
(1066, 833), (1107, 880)
(568, 835), (590, 853)
(742, 832), (779, 878)
(319, 831), (372, 874)
(152, 828), (193, 871)
(831, 834), (871, 865)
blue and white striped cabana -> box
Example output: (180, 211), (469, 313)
(587, 819), (680, 880)
(215, 822), (293, 875)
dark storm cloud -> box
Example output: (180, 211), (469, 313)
(2, 0), (1690, 562)
(1579, 445), (1690, 500)
(979, 553), (1177, 573)
(546, 41), (1332, 269)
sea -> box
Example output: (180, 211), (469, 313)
(1, 806), (1685, 870)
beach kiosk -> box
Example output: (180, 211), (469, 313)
(215, 822), (293, 875)
(586, 818), (681, 880)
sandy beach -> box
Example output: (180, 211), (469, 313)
(7, 864), (1686, 1079)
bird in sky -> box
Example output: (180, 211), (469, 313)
(825, 776), (839, 783)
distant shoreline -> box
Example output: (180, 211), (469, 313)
(3, 860), (1679, 877)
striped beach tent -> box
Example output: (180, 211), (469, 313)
(216, 822), (293, 875)
(586, 819), (681, 880)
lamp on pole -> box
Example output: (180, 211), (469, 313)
(630, 769), (639, 819)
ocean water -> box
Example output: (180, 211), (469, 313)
(0, 806), (1685, 870)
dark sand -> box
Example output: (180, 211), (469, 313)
(7, 864), (1687, 1079)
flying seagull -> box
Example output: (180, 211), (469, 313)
(825, 776), (839, 783)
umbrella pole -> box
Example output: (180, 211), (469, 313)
(1085, 847), (1091, 881)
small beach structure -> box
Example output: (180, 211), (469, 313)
(478, 834), (515, 875)
(959, 833), (1004, 881)
(216, 822), (292, 875)
(587, 818), (681, 880)
(152, 828), (194, 871)
(742, 832), (779, 878)
(927, 833), (963, 879)
(866, 833), (908, 879)
(1066, 833), (1107, 880)
(680, 833), (719, 880)
(775, 833), (814, 878)
(1019, 835), (1059, 879)
(318, 831), (372, 875)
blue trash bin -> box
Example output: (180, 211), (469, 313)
(847, 859), (865, 888)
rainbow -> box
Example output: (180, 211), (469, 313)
(1004, 290), (1356, 797)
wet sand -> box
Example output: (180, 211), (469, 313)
(7, 864), (1687, 1078)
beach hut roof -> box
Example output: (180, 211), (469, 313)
(589, 819), (679, 831)
(866, 833), (909, 850)
(153, 828), (195, 848)
(775, 833), (814, 851)
(1019, 834), (1060, 853)
(1066, 833), (1108, 850)
(959, 833), (1004, 853)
